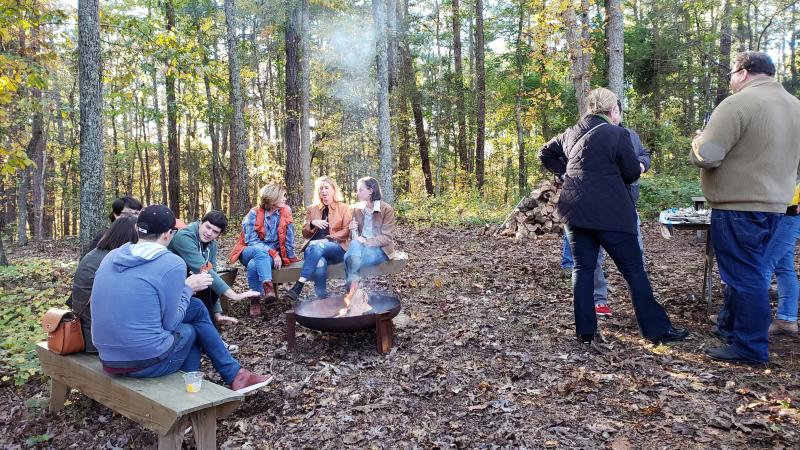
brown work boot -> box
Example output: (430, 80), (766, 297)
(768, 319), (798, 336)
(262, 281), (277, 304)
(230, 368), (270, 394)
(249, 298), (262, 318)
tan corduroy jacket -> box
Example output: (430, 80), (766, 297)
(690, 78), (800, 212)
(301, 201), (352, 251)
(351, 200), (396, 258)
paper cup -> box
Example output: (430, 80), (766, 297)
(182, 371), (204, 393)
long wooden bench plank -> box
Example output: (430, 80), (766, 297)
(271, 251), (408, 284)
(36, 342), (243, 436)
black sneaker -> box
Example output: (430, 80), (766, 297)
(285, 281), (304, 301)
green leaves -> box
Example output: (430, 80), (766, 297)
(0, 259), (75, 386)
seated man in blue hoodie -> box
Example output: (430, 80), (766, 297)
(91, 205), (269, 393)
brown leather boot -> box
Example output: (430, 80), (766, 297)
(262, 281), (277, 304)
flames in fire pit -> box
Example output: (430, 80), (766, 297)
(335, 287), (374, 318)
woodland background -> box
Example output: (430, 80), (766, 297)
(0, 0), (797, 260)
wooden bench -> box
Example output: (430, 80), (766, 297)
(36, 342), (243, 450)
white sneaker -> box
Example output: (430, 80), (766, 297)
(223, 340), (239, 354)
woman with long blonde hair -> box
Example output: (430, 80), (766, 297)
(286, 176), (352, 300)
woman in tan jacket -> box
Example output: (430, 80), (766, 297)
(286, 176), (352, 300)
(344, 177), (396, 293)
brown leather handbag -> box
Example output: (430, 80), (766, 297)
(42, 308), (85, 355)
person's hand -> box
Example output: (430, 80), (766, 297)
(348, 219), (358, 231)
(234, 290), (261, 301)
(272, 254), (282, 269)
(640, 163), (646, 174)
(356, 236), (366, 244)
(312, 219), (329, 229)
(185, 273), (213, 293)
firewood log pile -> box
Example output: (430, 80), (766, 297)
(498, 180), (564, 239)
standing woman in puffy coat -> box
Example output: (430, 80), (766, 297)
(539, 87), (688, 345)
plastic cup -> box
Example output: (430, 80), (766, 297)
(182, 371), (204, 393)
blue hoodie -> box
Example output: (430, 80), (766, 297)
(91, 242), (193, 367)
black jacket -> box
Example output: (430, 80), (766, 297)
(539, 115), (640, 234)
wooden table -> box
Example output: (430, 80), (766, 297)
(659, 216), (715, 309)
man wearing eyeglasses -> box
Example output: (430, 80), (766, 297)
(691, 51), (800, 364)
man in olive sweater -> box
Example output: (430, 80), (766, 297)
(691, 51), (800, 364)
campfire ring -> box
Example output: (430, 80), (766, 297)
(286, 292), (401, 354)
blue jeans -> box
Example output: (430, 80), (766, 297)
(562, 216), (644, 305)
(239, 246), (274, 294)
(564, 224), (671, 340)
(763, 214), (800, 322)
(344, 240), (389, 284)
(128, 298), (241, 384)
(300, 240), (346, 297)
(711, 209), (782, 362)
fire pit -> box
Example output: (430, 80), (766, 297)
(285, 292), (401, 354)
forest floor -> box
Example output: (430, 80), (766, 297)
(1, 223), (799, 449)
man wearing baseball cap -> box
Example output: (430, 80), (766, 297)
(91, 205), (269, 393)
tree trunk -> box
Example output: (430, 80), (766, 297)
(716, 0), (734, 106)
(515, 3), (527, 194)
(300, 0), (312, 206)
(140, 96), (152, 204)
(78, 0), (105, 257)
(402, 45), (433, 195)
(165, 0), (180, 215)
(17, 170), (29, 246)
(55, 90), (72, 237)
(564, 0), (591, 116)
(225, 0), (249, 218)
(151, 70), (168, 205)
(474, 0), (485, 189)
(373, 0), (394, 203)
(452, 0), (468, 174)
(284, 0), (303, 207)
(605, 0), (624, 100)
(791, 4), (797, 93)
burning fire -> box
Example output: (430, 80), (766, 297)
(334, 283), (372, 318)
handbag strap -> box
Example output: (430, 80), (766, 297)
(568, 122), (606, 157)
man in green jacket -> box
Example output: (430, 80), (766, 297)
(691, 51), (800, 364)
(169, 211), (259, 349)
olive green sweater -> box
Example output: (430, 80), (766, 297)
(690, 78), (800, 212)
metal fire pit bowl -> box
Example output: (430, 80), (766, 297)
(285, 292), (401, 354)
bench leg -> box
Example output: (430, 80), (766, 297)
(158, 416), (189, 450)
(190, 409), (217, 450)
(49, 379), (69, 413)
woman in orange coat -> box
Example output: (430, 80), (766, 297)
(286, 176), (352, 300)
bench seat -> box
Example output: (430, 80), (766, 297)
(36, 342), (243, 450)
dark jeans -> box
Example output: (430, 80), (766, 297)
(128, 298), (241, 384)
(711, 209), (782, 362)
(564, 225), (671, 340)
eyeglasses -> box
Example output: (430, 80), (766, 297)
(727, 67), (744, 76)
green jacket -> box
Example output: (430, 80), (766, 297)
(168, 221), (228, 296)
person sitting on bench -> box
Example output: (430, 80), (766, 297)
(286, 176), (352, 301)
(70, 216), (139, 353)
(169, 210), (260, 351)
(229, 184), (299, 317)
(91, 205), (269, 393)
(88, 196), (142, 251)
(344, 177), (396, 294)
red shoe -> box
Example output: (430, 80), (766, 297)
(595, 304), (613, 317)
(249, 298), (262, 318)
(262, 281), (277, 304)
(230, 368), (270, 394)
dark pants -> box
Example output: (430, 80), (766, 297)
(128, 298), (240, 384)
(564, 225), (671, 340)
(711, 209), (782, 362)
